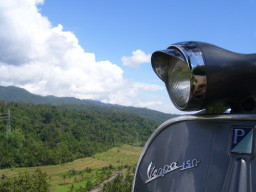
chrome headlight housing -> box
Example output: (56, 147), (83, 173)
(152, 42), (206, 111)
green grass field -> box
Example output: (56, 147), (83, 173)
(1, 145), (143, 192)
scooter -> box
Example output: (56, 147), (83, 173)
(132, 41), (256, 192)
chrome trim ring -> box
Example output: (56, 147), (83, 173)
(170, 42), (206, 111)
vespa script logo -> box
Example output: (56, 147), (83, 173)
(145, 159), (200, 184)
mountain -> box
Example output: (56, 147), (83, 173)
(0, 86), (176, 124)
(0, 86), (109, 106)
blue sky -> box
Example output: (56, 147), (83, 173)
(0, 0), (256, 114)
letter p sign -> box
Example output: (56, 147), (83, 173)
(231, 128), (253, 154)
(233, 129), (245, 144)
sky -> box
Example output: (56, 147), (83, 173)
(0, 0), (256, 114)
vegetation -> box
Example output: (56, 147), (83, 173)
(0, 169), (49, 192)
(0, 86), (176, 191)
(0, 86), (175, 124)
(103, 165), (135, 192)
(67, 165), (115, 192)
(1, 145), (142, 192)
(0, 100), (155, 168)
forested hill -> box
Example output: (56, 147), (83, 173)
(0, 101), (158, 168)
(0, 86), (108, 106)
(0, 86), (176, 124)
(0, 86), (177, 169)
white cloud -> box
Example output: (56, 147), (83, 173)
(0, 0), (175, 113)
(101, 81), (163, 104)
(0, 0), (123, 98)
(121, 49), (151, 67)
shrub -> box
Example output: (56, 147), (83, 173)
(0, 169), (49, 192)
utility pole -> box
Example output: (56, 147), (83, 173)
(6, 109), (11, 133)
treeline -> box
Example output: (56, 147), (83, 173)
(0, 101), (156, 168)
(0, 86), (175, 124)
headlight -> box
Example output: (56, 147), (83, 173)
(152, 42), (206, 111)
(152, 41), (256, 112)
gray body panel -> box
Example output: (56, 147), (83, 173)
(132, 114), (256, 192)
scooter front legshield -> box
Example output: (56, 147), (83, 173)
(132, 114), (256, 192)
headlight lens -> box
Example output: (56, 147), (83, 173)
(167, 58), (191, 109)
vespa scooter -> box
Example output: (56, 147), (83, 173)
(132, 41), (256, 192)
